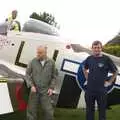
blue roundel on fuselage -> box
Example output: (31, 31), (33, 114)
(77, 63), (114, 93)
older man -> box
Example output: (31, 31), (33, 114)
(25, 45), (57, 120)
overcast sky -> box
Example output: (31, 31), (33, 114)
(0, 0), (120, 47)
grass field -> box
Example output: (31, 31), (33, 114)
(0, 105), (120, 120)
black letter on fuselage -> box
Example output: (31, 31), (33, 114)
(52, 50), (59, 61)
(15, 41), (27, 68)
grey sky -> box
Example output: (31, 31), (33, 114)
(0, 0), (120, 47)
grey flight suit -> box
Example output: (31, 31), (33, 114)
(25, 57), (57, 120)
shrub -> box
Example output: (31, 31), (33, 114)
(103, 45), (120, 57)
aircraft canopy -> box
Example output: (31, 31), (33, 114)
(22, 18), (59, 36)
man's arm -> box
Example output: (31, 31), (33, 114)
(110, 71), (118, 83)
(25, 61), (34, 88)
(25, 61), (37, 92)
(82, 57), (89, 81)
(105, 71), (118, 84)
(105, 56), (118, 85)
(83, 68), (88, 81)
(48, 61), (58, 96)
(49, 61), (57, 89)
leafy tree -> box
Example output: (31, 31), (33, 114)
(103, 34), (120, 57)
(103, 45), (120, 57)
(30, 12), (60, 29)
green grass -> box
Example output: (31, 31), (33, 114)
(0, 105), (120, 120)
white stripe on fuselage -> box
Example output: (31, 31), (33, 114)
(0, 82), (13, 114)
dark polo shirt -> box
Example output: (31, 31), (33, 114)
(84, 55), (117, 93)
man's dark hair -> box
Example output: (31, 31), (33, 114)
(92, 40), (102, 48)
